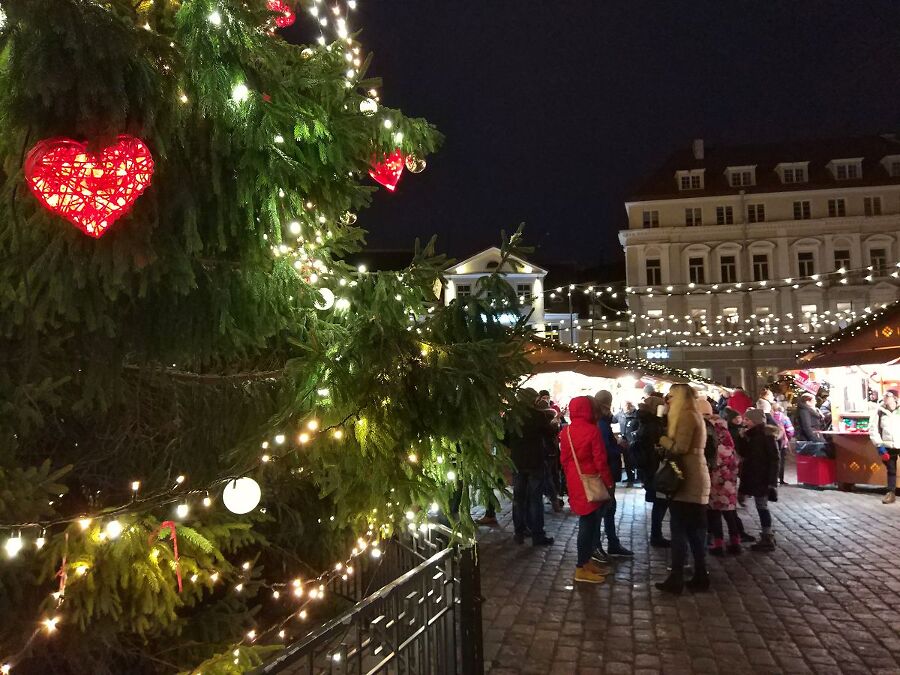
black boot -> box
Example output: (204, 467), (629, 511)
(686, 563), (710, 592)
(651, 535), (671, 548)
(655, 572), (683, 595)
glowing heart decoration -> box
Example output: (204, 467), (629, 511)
(24, 135), (155, 238)
(369, 149), (405, 192)
(267, 0), (296, 28)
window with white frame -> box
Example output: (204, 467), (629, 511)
(516, 283), (532, 303)
(678, 172), (703, 190)
(684, 207), (702, 226)
(723, 306), (739, 325)
(781, 165), (808, 183)
(752, 253), (770, 281)
(746, 203), (765, 223)
(836, 301), (852, 328)
(890, 160), (900, 177)
(833, 249), (851, 271)
(870, 248), (888, 275)
(793, 200), (812, 220)
(646, 309), (663, 318)
(688, 257), (706, 284)
(864, 196), (882, 216)
(755, 306), (772, 331)
(690, 308), (708, 333)
(800, 303), (818, 333)
(833, 160), (862, 180)
(720, 255), (737, 283)
(728, 168), (755, 187)
(456, 283), (472, 298)
(645, 258), (662, 286)
(642, 210), (659, 228)
(715, 205), (734, 225)
(827, 198), (846, 217)
(797, 251), (815, 277)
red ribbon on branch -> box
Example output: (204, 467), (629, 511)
(148, 521), (182, 593)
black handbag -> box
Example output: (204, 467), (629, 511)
(654, 455), (684, 498)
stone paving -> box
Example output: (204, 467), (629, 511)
(476, 477), (900, 675)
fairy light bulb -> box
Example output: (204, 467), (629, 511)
(4, 535), (23, 558)
(176, 503), (190, 519)
(105, 520), (123, 540)
(231, 83), (250, 103)
(208, 10), (222, 25)
(78, 518), (92, 531)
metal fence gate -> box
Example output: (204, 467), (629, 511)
(257, 524), (483, 675)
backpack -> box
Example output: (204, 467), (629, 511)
(703, 420), (718, 468)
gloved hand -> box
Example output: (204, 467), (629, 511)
(879, 446), (890, 463)
(768, 487), (779, 502)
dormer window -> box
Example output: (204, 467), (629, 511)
(776, 162), (808, 184)
(676, 169), (704, 191)
(727, 166), (755, 187)
(830, 158), (862, 180)
(881, 155), (900, 177)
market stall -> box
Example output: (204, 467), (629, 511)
(795, 301), (900, 489)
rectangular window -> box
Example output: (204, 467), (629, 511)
(715, 205), (734, 225)
(646, 309), (663, 318)
(688, 257), (706, 284)
(793, 200), (812, 220)
(798, 251), (815, 277)
(752, 254), (770, 281)
(723, 307), (739, 325)
(746, 203), (766, 223)
(729, 170), (754, 187)
(800, 303), (818, 333)
(645, 258), (662, 286)
(864, 196), (882, 216)
(755, 306), (772, 330)
(684, 207), (702, 226)
(679, 174), (702, 190)
(783, 167), (807, 183)
(516, 283), (531, 303)
(833, 249), (851, 271)
(836, 163), (860, 180)
(871, 248), (888, 275)
(827, 198), (846, 217)
(720, 255), (737, 283)
(642, 210), (659, 228)
(456, 284), (471, 298)
(690, 308), (708, 333)
(891, 161), (900, 177)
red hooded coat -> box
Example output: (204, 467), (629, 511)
(560, 396), (614, 516)
(727, 389), (753, 415)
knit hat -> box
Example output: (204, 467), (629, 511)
(594, 390), (613, 408)
(744, 408), (766, 426)
(722, 407), (741, 425)
(643, 383), (656, 395)
(757, 399), (773, 414)
(696, 398), (714, 417)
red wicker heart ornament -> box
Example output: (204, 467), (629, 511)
(369, 149), (405, 192)
(267, 0), (296, 28)
(24, 135), (155, 238)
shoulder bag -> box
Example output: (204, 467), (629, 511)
(566, 426), (610, 503)
(654, 452), (684, 498)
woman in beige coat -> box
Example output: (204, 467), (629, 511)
(655, 383), (711, 594)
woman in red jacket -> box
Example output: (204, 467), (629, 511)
(560, 396), (614, 584)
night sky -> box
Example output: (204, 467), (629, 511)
(345, 2), (900, 266)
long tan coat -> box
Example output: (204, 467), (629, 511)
(662, 409), (711, 505)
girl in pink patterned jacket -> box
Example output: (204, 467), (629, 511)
(707, 416), (742, 555)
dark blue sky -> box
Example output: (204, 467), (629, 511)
(343, 2), (900, 265)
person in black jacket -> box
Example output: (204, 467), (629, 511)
(633, 396), (668, 547)
(795, 393), (824, 442)
(505, 390), (556, 546)
(737, 408), (780, 552)
(618, 401), (640, 485)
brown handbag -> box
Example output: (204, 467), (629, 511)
(566, 426), (610, 503)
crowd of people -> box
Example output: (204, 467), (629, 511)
(491, 382), (848, 591)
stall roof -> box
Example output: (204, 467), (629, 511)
(527, 337), (719, 386)
(798, 301), (900, 368)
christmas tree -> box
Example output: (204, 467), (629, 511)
(0, 1), (528, 672)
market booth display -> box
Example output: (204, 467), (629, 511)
(796, 301), (900, 490)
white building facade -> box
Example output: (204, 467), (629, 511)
(620, 136), (900, 388)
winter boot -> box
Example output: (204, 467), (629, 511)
(708, 538), (725, 557)
(750, 532), (776, 552)
(686, 563), (710, 593)
(726, 535), (743, 555)
(655, 571), (684, 595)
(574, 566), (606, 584)
(883, 492), (896, 505)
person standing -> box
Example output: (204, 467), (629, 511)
(505, 390), (555, 546)
(560, 396), (614, 583)
(870, 389), (900, 504)
(771, 403), (795, 485)
(618, 401), (639, 486)
(795, 393), (825, 442)
(738, 408), (780, 551)
(634, 396), (668, 547)
(655, 384), (711, 594)
(594, 390), (634, 558)
(698, 400), (742, 555)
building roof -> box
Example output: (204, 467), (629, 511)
(630, 134), (900, 201)
(445, 247), (548, 275)
(797, 300), (900, 368)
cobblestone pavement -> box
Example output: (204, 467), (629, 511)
(476, 479), (900, 675)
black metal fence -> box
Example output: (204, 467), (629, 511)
(257, 524), (483, 675)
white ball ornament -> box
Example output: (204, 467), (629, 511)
(314, 288), (335, 311)
(222, 478), (262, 515)
(359, 98), (378, 116)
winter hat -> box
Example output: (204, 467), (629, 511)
(744, 408), (766, 426)
(643, 383), (656, 396)
(722, 407), (741, 425)
(757, 399), (773, 414)
(594, 390), (613, 408)
(696, 398), (714, 417)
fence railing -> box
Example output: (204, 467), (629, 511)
(256, 524), (483, 675)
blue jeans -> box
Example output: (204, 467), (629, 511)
(577, 507), (605, 566)
(512, 471), (545, 541)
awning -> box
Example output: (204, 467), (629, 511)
(798, 301), (900, 368)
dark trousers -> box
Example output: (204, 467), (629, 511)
(602, 486), (620, 548)
(542, 456), (561, 501)
(708, 509), (740, 540)
(576, 507), (605, 566)
(887, 449), (898, 492)
(623, 446), (637, 483)
(779, 445), (787, 483)
(512, 471), (545, 541)
(650, 499), (668, 541)
(669, 501), (707, 573)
